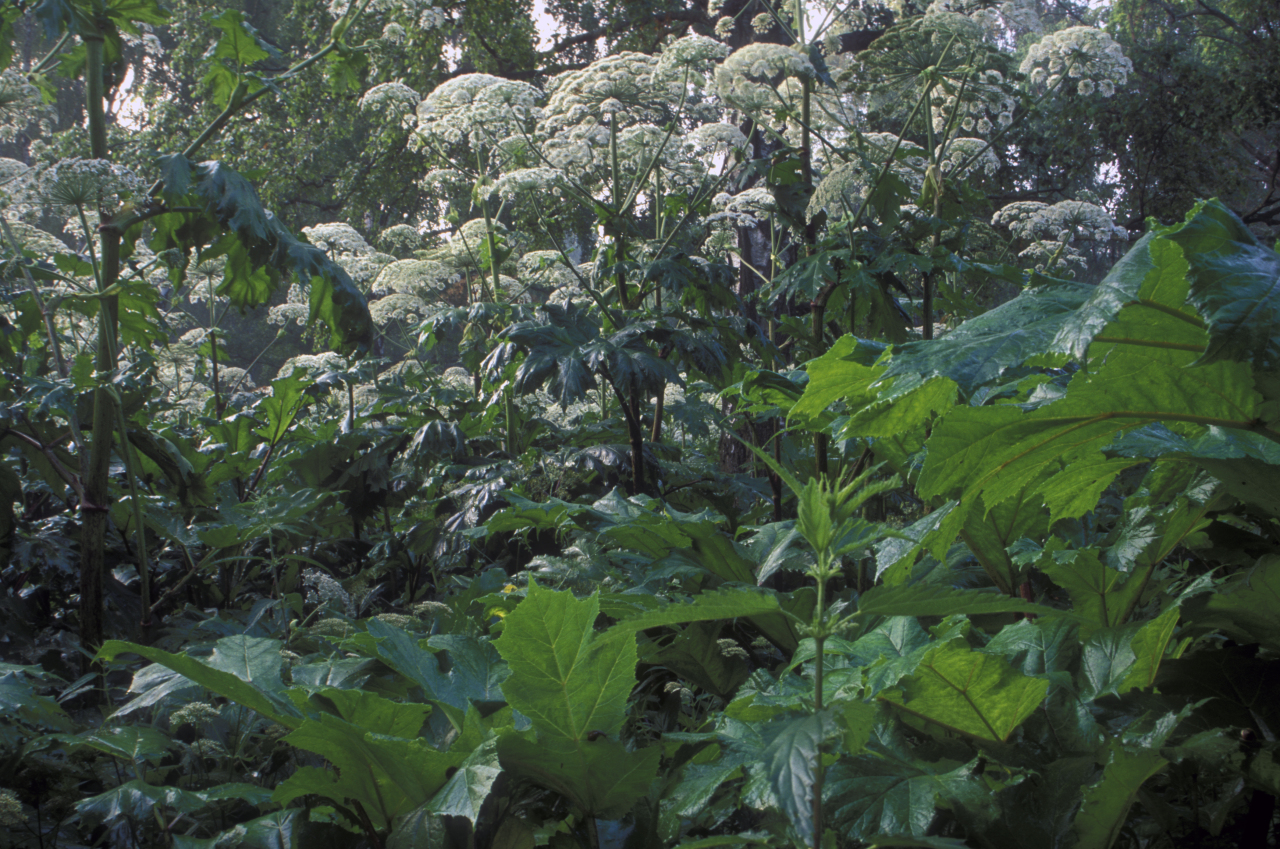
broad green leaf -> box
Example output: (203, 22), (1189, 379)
(98, 638), (301, 729)
(879, 641), (1049, 743)
(919, 296), (1259, 514)
(665, 762), (744, 818)
(1183, 554), (1280, 652)
(173, 810), (303, 849)
(77, 779), (213, 822)
(1166, 199), (1280, 370)
(493, 580), (634, 742)
(763, 712), (837, 846)
(826, 724), (987, 839)
(274, 709), (463, 830)
(426, 634), (510, 708)
(1119, 606), (1179, 693)
(791, 336), (882, 428)
(305, 687), (431, 738)
(254, 369), (312, 444)
(984, 618), (1080, 685)
(1073, 744), (1167, 849)
(494, 582), (658, 816)
(387, 808), (456, 849)
(846, 617), (933, 696)
(59, 726), (174, 765)
(840, 374), (957, 440)
(866, 839), (972, 849)
(873, 501), (961, 582)
(883, 282), (1094, 396)
(429, 737), (501, 821)
(961, 488), (1050, 595)
(637, 621), (751, 701)
(1049, 232), (1159, 358)
(497, 733), (660, 818)
(1080, 625), (1139, 700)
(1038, 548), (1144, 634)
(857, 583), (1053, 619)
(1038, 457), (1143, 525)
(0, 665), (69, 732)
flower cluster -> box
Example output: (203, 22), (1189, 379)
(38, 158), (144, 208)
(807, 162), (870, 223)
(416, 74), (542, 146)
(518, 250), (580, 291)
(927, 0), (1042, 37)
(540, 53), (666, 136)
(0, 788), (25, 827)
(654, 34), (729, 81)
(1020, 26), (1132, 96)
(302, 568), (355, 615)
(716, 44), (816, 115)
(937, 137), (1001, 176)
(490, 167), (565, 201)
(0, 70), (51, 143)
(371, 258), (455, 296)
(420, 168), (471, 194)
(541, 121), (610, 171)
(686, 122), (748, 155)
(710, 187), (778, 226)
(277, 353), (349, 381)
(378, 222), (422, 256)
(930, 69), (1015, 136)
(358, 81), (421, 126)
(302, 222), (375, 255)
(171, 702), (222, 728)
(369, 291), (428, 326)
(992, 199), (1128, 243)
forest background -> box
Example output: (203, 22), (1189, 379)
(0, 0), (1278, 848)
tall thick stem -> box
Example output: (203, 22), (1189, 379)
(79, 31), (118, 663)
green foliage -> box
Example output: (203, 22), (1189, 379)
(0, 1), (1277, 847)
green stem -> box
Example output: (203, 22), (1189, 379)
(79, 30), (117, 666)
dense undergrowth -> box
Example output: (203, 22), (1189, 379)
(1, 199), (1278, 849)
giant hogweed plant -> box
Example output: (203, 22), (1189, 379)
(0, 1), (376, 657)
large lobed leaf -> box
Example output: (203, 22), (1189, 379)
(1166, 199), (1280, 371)
(494, 581), (658, 816)
(879, 641), (1049, 743)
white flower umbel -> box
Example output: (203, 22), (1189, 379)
(540, 53), (666, 136)
(277, 352), (349, 381)
(490, 167), (565, 201)
(807, 162), (871, 223)
(937, 137), (1000, 176)
(0, 70), (51, 143)
(1020, 26), (1132, 97)
(712, 187), (779, 225)
(359, 81), (421, 126)
(687, 122), (749, 156)
(302, 222), (376, 255)
(655, 34), (730, 82)
(716, 43), (816, 116)
(38, 158), (144, 208)
(370, 292), (428, 326)
(371, 258), (455, 297)
(992, 199), (1128, 244)
(416, 74), (543, 146)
